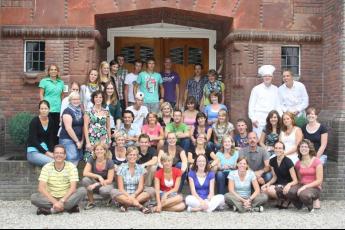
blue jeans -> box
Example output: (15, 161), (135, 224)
(216, 171), (230, 195)
(175, 162), (188, 193)
(262, 172), (273, 183)
(27, 151), (54, 167)
(178, 138), (191, 152)
(59, 138), (82, 166)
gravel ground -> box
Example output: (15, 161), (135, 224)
(0, 200), (345, 229)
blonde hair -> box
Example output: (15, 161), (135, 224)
(161, 153), (173, 163)
(126, 146), (139, 157)
(93, 143), (112, 160)
(99, 61), (110, 82)
(282, 112), (296, 132)
(221, 135), (236, 155)
(159, 102), (173, 117)
(68, 92), (80, 103)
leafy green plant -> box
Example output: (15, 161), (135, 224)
(8, 112), (35, 145)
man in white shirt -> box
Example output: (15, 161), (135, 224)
(124, 60), (143, 108)
(127, 92), (148, 129)
(248, 65), (281, 138)
(278, 70), (309, 127)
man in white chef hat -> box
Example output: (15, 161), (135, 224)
(248, 65), (281, 138)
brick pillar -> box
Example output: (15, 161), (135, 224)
(0, 110), (4, 156)
(319, 0), (345, 200)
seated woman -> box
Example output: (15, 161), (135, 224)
(142, 112), (164, 151)
(212, 109), (234, 152)
(215, 135), (239, 195)
(287, 139), (323, 212)
(82, 143), (115, 210)
(112, 134), (127, 172)
(203, 92), (227, 126)
(183, 96), (199, 129)
(188, 133), (218, 172)
(261, 141), (298, 209)
(225, 156), (268, 213)
(158, 132), (188, 193)
(110, 146), (155, 214)
(27, 100), (55, 167)
(59, 92), (84, 166)
(259, 110), (281, 157)
(153, 153), (186, 212)
(190, 112), (213, 148)
(186, 154), (225, 212)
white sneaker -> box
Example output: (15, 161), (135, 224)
(233, 206), (237, 212)
(252, 206), (264, 212)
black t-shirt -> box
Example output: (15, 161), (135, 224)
(60, 107), (84, 140)
(269, 156), (294, 185)
(137, 147), (157, 165)
(302, 124), (327, 152)
(188, 145), (213, 162)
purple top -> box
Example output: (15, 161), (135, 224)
(161, 71), (180, 103)
(188, 170), (215, 200)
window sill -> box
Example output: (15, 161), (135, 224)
(23, 72), (45, 84)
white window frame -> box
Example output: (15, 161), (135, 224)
(281, 45), (301, 77)
(24, 40), (45, 73)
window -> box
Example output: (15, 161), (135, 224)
(25, 41), (45, 72)
(281, 46), (300, 76)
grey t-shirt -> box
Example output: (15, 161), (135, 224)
(87, 158), (115, 179)
(239, 146), (269, 171)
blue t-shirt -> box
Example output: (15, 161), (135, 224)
(234, 134), (249, 148)
(228, 170), (256, 199)
(188, 170), (215, 200)
(60, 107), (84, 140)
(161, 71), (180, 103)
(204, 104), (227, 123)
(136, 71), (163, 104)
(216, 151), (239, 172)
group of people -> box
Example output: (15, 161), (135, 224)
(28, 57), (327, 215)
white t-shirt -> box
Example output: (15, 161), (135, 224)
(127, 105), (149, 129)
(125, 73), (139, 103)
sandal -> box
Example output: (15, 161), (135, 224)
(84, 202), (96, 210)
(139, 206), (152, 214)
(120, 205), (128, 212)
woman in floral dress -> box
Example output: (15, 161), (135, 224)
(84, 90), (111, 161)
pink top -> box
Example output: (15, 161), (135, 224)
(184, 116), (196, 128)
(142, 123), (162, 146)
(295, 158), (322, 188)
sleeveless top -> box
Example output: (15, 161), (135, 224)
(280, 127), (299, 164)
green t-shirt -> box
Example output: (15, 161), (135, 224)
(136, 71), (163, 104)
(39, 77), (64, 113)
(165, 122), (189, 142)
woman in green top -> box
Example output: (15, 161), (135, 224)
(39, 64), (65, 145)
(104, 81), (122, 131)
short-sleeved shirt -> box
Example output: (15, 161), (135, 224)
(136, 71), (163, 104)
(163, 144), (185, 166)
(127, 105), (149, 129)
(155, 167), (182, 192)
(142, 123), (163, 146)
(186, 76), (208, 104)
(295, 158), (322, 186)
(161, 71), (180, 103)
(87, 158), (114, 180)
(188, 145), (214, 162)
(119, 123), (141, 146)
(204, 104), (227, 123)
(228, 170), (256, 199)
(269, 156), (294, 185)
(239, 146), (270, 172)
(124, 73), (139, 103)
(117, 163), (145, 194)
(60, 107), (84, 140)
(165, 122), (189, 142)
(188, 170), (215, 200)
(302, 124), (328, 152)
(39, 161), (79, 198)
(216, 151), (239, 172)
(137, 147), (157, 165)
(234, 134), (249, 148)
(39, 77), (65, 113)
(212, 122), (235, 143)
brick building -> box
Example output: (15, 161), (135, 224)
(0, 0), (344, 199)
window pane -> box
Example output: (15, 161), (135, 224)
(286, 48), (294, 56)
(26, 42), (37, 52)
(33, 52), (39, 61)
(26, 53), (33, 62)
(39, 52), (45, 61)
(39, 62), (45, 71)
(188, 47), (202, 65)
(33, 62), (39, 71)
(140, 46), (154, 63)
(281, 56), (287, 66)
(291, 67), (299, 75)
(120, 46), (135, 64)
(26, 62), (33, 72)
(39, 42), (45, 51)
(292, 48), (299, 56)
(170, 47), (184, 64)
(281, 48), (287, 56)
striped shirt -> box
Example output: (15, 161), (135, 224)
(38, 161), (79, 198)
(186, 76), (208, 104)
(117, 163), (145, 194)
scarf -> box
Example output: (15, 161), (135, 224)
(206, 80), (222, 94)
(88, 83), (99, 92)
(68, 104), (83, 121)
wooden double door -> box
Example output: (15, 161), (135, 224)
(115, 37), (209, 105)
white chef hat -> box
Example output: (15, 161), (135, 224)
(136, 91), (144, 100)
(258, 65), (276, 77)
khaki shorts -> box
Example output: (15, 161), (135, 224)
(111, 186), (156, 199)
